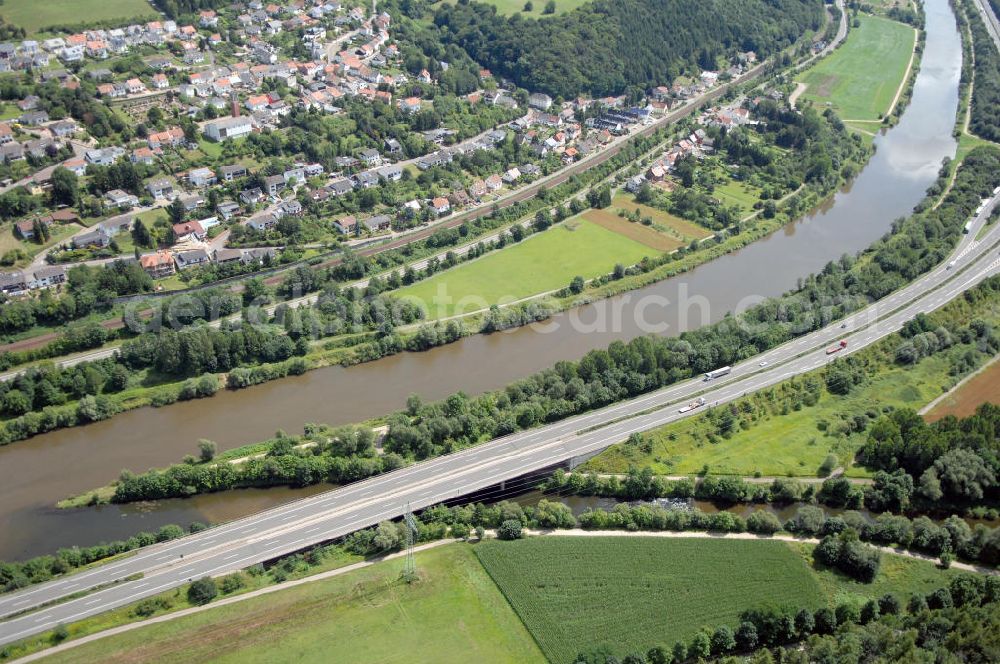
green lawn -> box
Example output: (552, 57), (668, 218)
(476, 537), (822, 663)
(797, 14), (915, 121)
(41, 545), (545, 664)
(395, 219), (654, 318)
(0, 0), (157, 34)
(609, 193), (713, 239)
(584, 332), (995, 478)
(198, 138), (224, 159)
(791, 542), (962, 607)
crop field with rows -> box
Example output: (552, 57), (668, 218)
(474, 537), (825, 663)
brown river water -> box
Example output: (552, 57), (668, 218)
(0, 0), (961, 560)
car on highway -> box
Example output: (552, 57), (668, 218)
(758, 360), (768, 367)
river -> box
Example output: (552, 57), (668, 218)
(0, 0), (961, 560)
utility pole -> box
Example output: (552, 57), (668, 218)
(402, 503), (418, 583)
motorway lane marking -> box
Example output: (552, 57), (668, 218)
(84, 598), (102, 606)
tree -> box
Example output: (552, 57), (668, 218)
(497, 519), (523, 540)
(167, 197), (186, 224)
(569, 275), (585, 294)
(922, 448), (995, 501)
(131, 218), (153, 249)
(689, 631), (711, 659)
(197, 439), (217, 462)
(242, 277), (269, 307)
(711, 625), (735, 655)
(187, 577), (218, 605)
(373, 520), (402, 550)
(523, 1), (533, 10)
(543, 0), (556, 13)
(50, 166), (79, 207)
(747, 510), (781, 534)
(735, 621), (758, 650)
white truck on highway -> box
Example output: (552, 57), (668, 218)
(678, 397), (707, 413)
(703, 366), (731, 381)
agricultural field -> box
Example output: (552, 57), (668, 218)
(394, 218), (654, 318)
(584, 337), (987, 478)
(925, 355), (1000, 421)
(796, 14), (915, 123)
(475, 537), (826, 663)
(40, 545), (545, 664)
(0, 0), (157, 34)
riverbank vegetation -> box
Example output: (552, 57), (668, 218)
(960, 0), (1000, 143)
(585, 277), (1000, 477)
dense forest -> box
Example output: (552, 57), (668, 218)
(429, 0), (824, 97)
(962, 0), (1000, 142)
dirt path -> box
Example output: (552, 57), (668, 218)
(788, 82), (808, 109)
(886, 27), (920, 118)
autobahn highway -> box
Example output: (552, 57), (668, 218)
(0, 186), (998, 646)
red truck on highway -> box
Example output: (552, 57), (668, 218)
(826, 340), (848, 355)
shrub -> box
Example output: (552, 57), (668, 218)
(497, 519), (524, 540)
(186, 577), (218, 605)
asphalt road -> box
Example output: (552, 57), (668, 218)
(0, 187), (997, 645)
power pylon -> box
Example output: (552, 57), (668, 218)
(402, 503), (418, 583)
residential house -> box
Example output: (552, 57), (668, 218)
(104, 189), (138, 208)
(85, 147), (124, 166)
(219, 164), (248, 181)
(217, 200), (240, 219)
(328, 178), (354, 197)
(140, 250), (176, 278)
(174, 248), (211, 270)
(27, 265), (67, 290)
(178, 193), (203, 211)
(262, 174), (285, 196)
(146, 178), (174, 199)
(131, 147), (156, 165)
(19, 110), (48, 126)
(334, 215), (357, 234)
(72, 228), (110, 248)
(485, 174), (503, 191)
(502, 167), (521, 184)
(362, 214), (391, 232)
(98, 217), (132, 237)
(147, 127), (186, 150)
(354, 170), (379, 189)
(213, 247), (243, 264)
(172, 220), (206, 241)
(244, 212), (277, 231)
(188, 167), (217, 187)
(528, 92), (553, 111)
(431, 196), (450, 215)
(239, 187), (264, 205)
(358, 148), (381, 167)
(61, 157), (87, 176)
